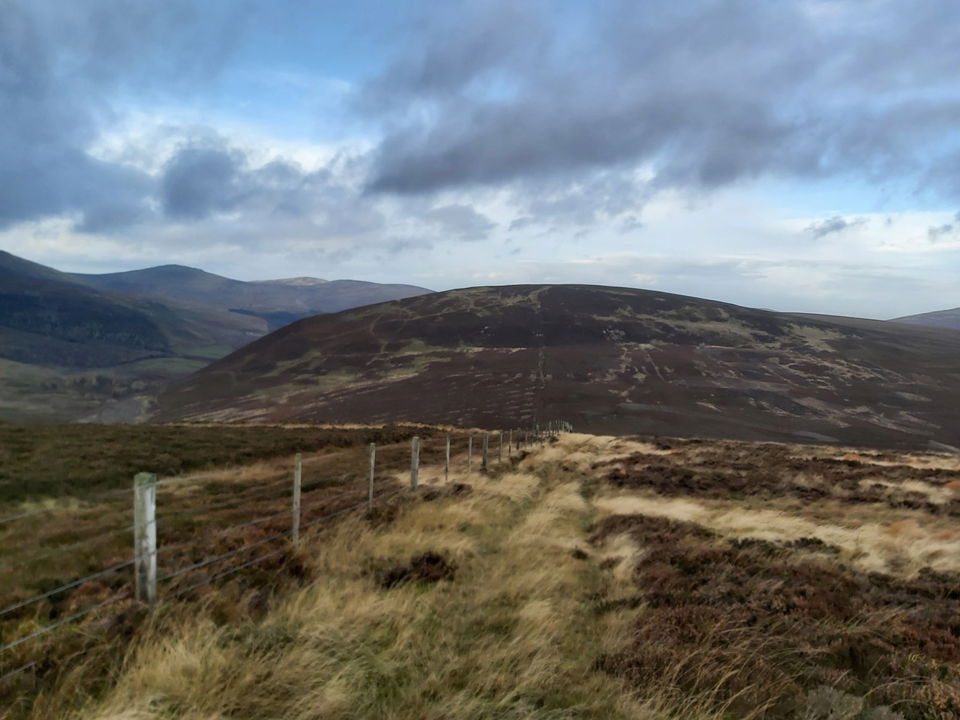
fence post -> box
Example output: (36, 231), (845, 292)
(468, 434), (473, 473)
(497, 431), (503, 465)
(508, 430), (513, 459)
(292, 453), (302, 546)
(445, 435), (451, 482)
(482, 433), (489, 472)
(133, 472), (157, 606)
(410, 436), (420, 489)
(368, 443), (376, 511)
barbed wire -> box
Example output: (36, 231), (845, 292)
(0, 589), (131, 656)
(0, 560), (133, 620)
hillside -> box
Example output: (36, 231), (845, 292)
(893, 307), (960, 331)
(154, 284), (960, 450)
(72, 265), (431, 329)
(3, 429), (958, 718)
(0, 252), (432, 421)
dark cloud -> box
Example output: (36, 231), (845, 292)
(362, 0), (960, 208)
(0, 0), (249, 231)
(806, 216), (867, 239)
(927, 211), (960, 241)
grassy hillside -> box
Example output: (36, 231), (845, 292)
(4, 430), (958, 719)
(155, 284), (960, 451)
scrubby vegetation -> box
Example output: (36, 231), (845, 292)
(0, 422), (434, 503)
(3, 430), (959, 719)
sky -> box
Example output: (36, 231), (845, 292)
(2, 0), (960, 319)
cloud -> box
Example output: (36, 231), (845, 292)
(361, 0), (960, 211)
(425, 204), (495, 240)
(805, 215), (868, 239)
(0, 0), (249, 231)
(927, 211), (960, 241)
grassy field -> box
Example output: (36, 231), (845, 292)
(3, 430), (960, 719)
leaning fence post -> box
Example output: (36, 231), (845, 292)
(468, 434), (473, 473)
(292, 453), (302, 546)
(133, 472), (157, 606)
(368, 443), (376, 510)
(445, 435), (451, 482)
(410, 436), (420, 489)
(482, 433), (489, 472)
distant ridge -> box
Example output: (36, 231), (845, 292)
(892, 307), (960, 331)
(0, 251), (432, 421)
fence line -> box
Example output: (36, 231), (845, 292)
(0, 560), (134, 619)
(0, 422), (569, 688)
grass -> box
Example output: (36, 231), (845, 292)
(3, 429), (960, 719)
(0, 422), (435, 504)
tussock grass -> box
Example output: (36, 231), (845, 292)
(11, 430), (960, 719)
(71, 464), (681, 720)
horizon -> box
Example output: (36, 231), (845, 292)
(3, 1), (960, 319)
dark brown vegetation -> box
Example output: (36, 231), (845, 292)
(153, 284), (960, 452)
(591, 512), (960, 718)
(597, 440), (960, 517)
(0, 422), (435, 503)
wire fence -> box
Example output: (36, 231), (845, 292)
(0, 421), (570, 694)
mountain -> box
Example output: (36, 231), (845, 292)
(0, 251), (431, 421)
(71, 265), (431, 329)
(153, 284), (960, 451)
(892, 307), (960, 331)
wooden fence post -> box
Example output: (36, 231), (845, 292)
(410, 436), (420, 489)
(482, 433), (489, 472)
(368, 443), (376, 511)
(445, 435), (451, 482)
(508, 430), (513, 459)
(133, 472), (157, 606)
(468, 434), (473, 473)
(292, 453), (302, 546)
(497, 431), (503, 465)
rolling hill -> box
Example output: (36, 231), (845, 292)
(893, 307), (960, 331)
(154, 284), (960, 450)
(0, 251), (432, 421)
(71, 265), (431, 330)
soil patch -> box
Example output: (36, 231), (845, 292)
(379, 551), (456, 589)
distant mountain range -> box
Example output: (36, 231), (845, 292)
(154, 285), (960, 451)
(0, 251), (430, 421)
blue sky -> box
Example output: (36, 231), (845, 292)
(3, 0), (960, 318)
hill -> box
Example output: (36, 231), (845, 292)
(71, 265), (431, 330)
(892, 307), (960, 331)
(0, 251), (431, 421)
(153, 284), (960, 450)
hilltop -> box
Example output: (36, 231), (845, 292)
(154, 284), (960, 450)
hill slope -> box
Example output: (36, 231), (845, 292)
(154, 285), (960, 450)
(893, 307), (960, 331)
(72, 265), (431, 329)
(0, 251), (432, 421)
